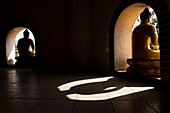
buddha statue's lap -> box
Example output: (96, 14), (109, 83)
(128, 41), (160, 76)
(133, 49), (160, 60)
(15, 51), (36, 66)
(127, 49), (160, 76)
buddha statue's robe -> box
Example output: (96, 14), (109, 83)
(132, 22), (160, 59)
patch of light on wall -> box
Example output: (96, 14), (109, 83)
(58, 77), (154, 101)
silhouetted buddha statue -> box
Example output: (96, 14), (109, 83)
(127, 8), (160, 76)
(16, 29), (35, 66)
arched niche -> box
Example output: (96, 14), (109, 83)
(109, 0), (170, 82)
(6, 27), (36, 65)
(114, 3), (151, 72)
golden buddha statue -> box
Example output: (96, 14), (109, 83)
(127, 8), (160, 76)
(132, 8), (160, 59)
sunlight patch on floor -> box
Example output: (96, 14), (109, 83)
(58, 76), (113, 91)
(57, 77), (154, 101)
(66, 87), (154, 101)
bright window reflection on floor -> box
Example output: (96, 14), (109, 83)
(57, 77), (154, 101)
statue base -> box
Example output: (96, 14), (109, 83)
(126, 58), (160, 76)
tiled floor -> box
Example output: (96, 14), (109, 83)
(0, 68), (169, 113)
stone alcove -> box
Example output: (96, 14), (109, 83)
(5, 24), (40, 67)
(109, 0), (170, 79)
(6, 27), (36, 65)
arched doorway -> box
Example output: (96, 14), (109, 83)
(113, 3), (159, 72)
(114, 3), (151, 72)
(6, 27), (36, 66)
(109, 0), (170, 80)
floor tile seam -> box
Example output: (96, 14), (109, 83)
(133, 94), (159, 113)
(146, 102), (159, 113)
(109, 100), (116, 113)
(135, 92), (151, 102)
(75, 79), (82, 100)
(102, 81), (115, 101)
(27, 100), (42, 113)
(128, 89), (146, 100)
(102, 82), (115, 100)
(71, 101), (76, 113)
(109, 98), (158, 113)
(3, 91), (23, 99)
(105, 90), (110, 100)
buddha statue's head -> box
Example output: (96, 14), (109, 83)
(23, 29), (29, 38)
(140, 8), (151, 22)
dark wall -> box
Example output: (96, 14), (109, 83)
(66, 0), (91, 71)
(66, 0), (119, 72)
(90, 0), (119, 72)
